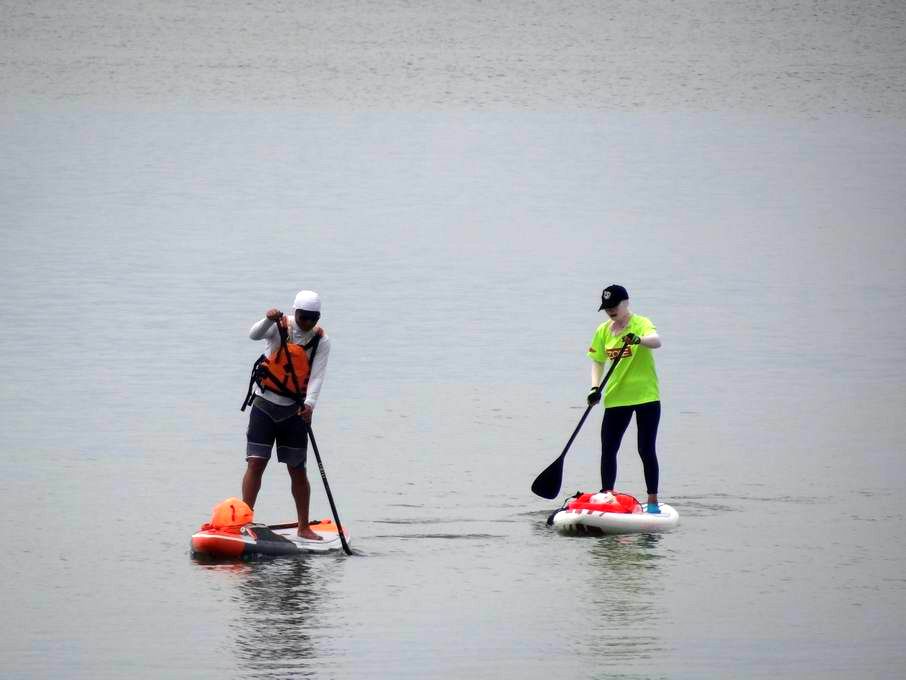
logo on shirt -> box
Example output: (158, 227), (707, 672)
(606, 346), (633, 360)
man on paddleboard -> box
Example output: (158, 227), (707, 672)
(586, 284), (664, 514)
(241, 290), (331, 540)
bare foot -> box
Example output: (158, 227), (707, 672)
(297, 527), (323, 541)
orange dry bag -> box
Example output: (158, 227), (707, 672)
(209, 497), (254, 530)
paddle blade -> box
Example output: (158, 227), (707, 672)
(531, 456), (564, 499)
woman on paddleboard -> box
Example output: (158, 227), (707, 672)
(241, 289), (331, 541)
(586, 284), (663, 514)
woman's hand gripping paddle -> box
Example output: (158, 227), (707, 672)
(530, 337), (633, 499)
(275, 315), (354, 556)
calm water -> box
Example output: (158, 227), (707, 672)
(2, 2), (905, 679)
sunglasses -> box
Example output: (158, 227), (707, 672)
(295, 310), (321, 322)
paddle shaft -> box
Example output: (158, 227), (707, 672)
(305, 423), (353, 555)
(560, 337), (632, 461)
(276, 316), (353, 556)
(531, 337), (633, 498)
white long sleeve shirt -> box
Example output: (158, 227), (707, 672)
(248, 317), (331, 408)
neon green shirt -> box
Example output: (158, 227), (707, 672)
(587, 315), (660, 407)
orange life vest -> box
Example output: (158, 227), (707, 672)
(259, 341), (311, 397)
(241, 324), (323, 410)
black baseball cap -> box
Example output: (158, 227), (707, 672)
(598, 284), (629, 310)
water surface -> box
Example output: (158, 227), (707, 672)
(1, 2), (905, 678)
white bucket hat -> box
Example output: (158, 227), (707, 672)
(293, 290), (321, 313)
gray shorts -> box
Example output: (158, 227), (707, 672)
(245, 397), (308, 469)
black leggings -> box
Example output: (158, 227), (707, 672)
(600, 401), (660, 495)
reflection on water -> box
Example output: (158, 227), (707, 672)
(578, 534), (667, 664)
(234, 559), (322, 679)
(194, 558), (325, 679)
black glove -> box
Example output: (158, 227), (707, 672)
(623, 332), (641, 345)
(587, 386), (602, 406)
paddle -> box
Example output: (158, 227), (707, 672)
(276, 315), (354, 556)
(305, 423), (353, 555)
(530, 337), (634, 499)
